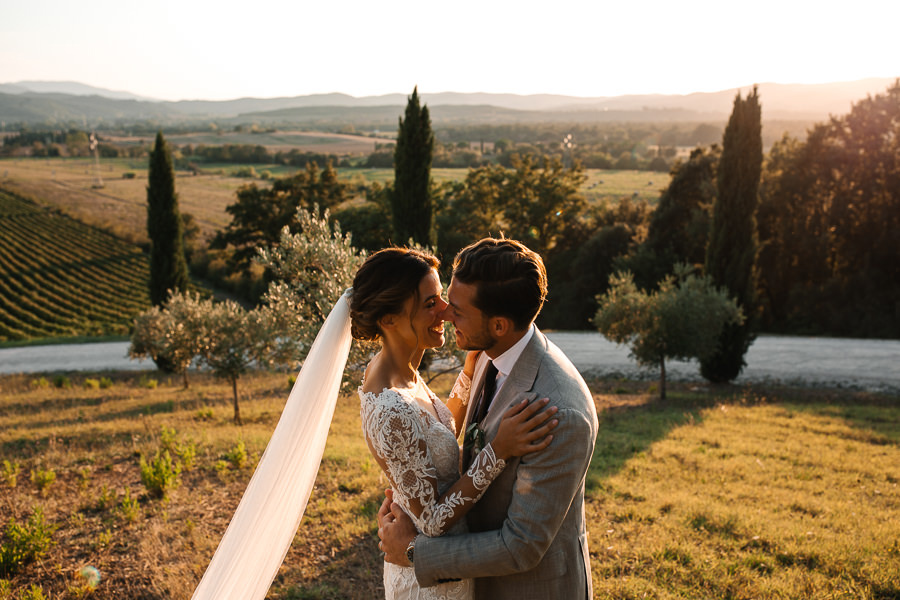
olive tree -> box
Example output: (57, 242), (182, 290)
(595, 264), (744, 399)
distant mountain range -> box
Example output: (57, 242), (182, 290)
(0, 78), (895, 127)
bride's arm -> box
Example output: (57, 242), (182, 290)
(445, 351), (479, 434)
(363, 392), (555, 538)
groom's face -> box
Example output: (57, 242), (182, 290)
(443, 279), (495, 352)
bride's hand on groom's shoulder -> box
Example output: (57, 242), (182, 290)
(492, 397), (558, 460)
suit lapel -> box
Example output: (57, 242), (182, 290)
(481, 329), (546, 430)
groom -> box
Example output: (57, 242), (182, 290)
(378, 237), (598, 598)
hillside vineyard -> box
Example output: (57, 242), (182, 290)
(0, 190), (151, 341)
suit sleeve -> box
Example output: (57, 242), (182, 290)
(413, 381), (596, 584)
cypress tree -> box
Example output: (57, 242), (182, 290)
(392, 86), (435, 245)
(700, 87), (762, 382)
(147, 131), (189, 306)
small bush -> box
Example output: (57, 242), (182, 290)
(1, 461), (20, 488)
(0, 507), (57, 577)
(195, 407), (214, 420)
(138, 376), (158, 390)
(19, 584), (47, 600)
(122, 172), (136, 179)
(83, 378), (100, 390)
(224, 440), (248, 470)
(30, 377), (49, 389)
(119, 488), (141, 523)
(53, 375), (71, 389)
(30, 468), (56, 496)
(96, 485), (115, 511)
(140, 451), (181, 499)
(99, 376), (113, 389)
(77, 467), (91, 492)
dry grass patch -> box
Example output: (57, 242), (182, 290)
(1, 372), (898, 599)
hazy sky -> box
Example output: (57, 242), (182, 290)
(2, 0), (897, 101)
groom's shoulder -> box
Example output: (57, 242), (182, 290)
(532, 333), (592, 406)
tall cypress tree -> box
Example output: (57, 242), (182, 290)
(147, 131), (189, 306)
(701, 87), (762, 382)
(392, 86), (435, 246)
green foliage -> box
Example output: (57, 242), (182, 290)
(83, 378), (100, 390)
(147, 131), (189, 307)
(0, 508), (57, 578)
(595, 265), (743, 398)
(99, 377), (113, 389)
(436, 153), (588, 260)
(211, 160), (347, 273)
(1, 461), (20, 488)
(624, 146), (718, 290)
(256, 205), (367, 373)
(119, 487), (141, 523)
(757, 80), (900, 338)
(18, 585), (46, 600)
(52, 375), (71, 389)
(139, 450), (181, 500)
(702, 87), (762, 383)
(29, 378), (49, 389)
(129, 291), (206, 387)
(29, 467), (56, 496)
(96, 485), (115, 511)
(392, 87), (435, 246)
(223, 440), (249, 470)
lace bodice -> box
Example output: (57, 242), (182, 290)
(359, 372), (504, 538)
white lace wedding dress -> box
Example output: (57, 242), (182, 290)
(360, 373), (504, 600)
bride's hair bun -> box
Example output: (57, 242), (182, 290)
(349, 247), (439, 341)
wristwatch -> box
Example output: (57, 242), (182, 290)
(405, 537), (416, 565)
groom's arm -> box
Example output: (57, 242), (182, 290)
(410, 396), (595, 585)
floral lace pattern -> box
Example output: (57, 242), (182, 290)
(448, 371), (472, 407)
(359, 372), (502, 600)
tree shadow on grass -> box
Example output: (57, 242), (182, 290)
(585, 387), (720, 495)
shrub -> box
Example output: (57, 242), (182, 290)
(138, 376), (158, 390)
(53, 375), (71, 389)
(30, 378), (49, 389)
(119, 488), (140, 523)
(77, 467), (91, 492)
(99, 377), (113, 389)
(1, 461), (20, 488)
(0, 508), (57, 577)
(96, 485), (115, 511)
(83, 378), (100, 390)
(29, 468), (56, 496)
(224, 440), (248, 470)
(19, 584), (46, 600)
(140, 451), (181, 499)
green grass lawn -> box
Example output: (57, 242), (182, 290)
(1, 371), (897, 599)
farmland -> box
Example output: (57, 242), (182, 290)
(0, 157), (663, 245)
(0, 190), (151, 342)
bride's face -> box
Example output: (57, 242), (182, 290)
(398, 269), (448, 350)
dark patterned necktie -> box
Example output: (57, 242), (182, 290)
(463, 361), (498, 468)
(473, 361), (499, 425)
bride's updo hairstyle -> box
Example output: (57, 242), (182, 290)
(349, 247), (440, 341)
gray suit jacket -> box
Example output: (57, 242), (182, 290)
(415, 328), (598, 599)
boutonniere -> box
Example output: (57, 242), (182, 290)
(463, 422), (485, 458)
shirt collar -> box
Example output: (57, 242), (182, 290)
(491, 323), (535, 378)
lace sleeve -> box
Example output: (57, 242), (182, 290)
(361, 390), (505, 538)
(448, 370), (472, 407)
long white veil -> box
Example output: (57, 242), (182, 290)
(192, 291), (353, 600)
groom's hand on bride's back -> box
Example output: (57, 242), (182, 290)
(377, 489), (417, 566)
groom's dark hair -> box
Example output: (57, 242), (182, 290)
(452, 237), (547, 330)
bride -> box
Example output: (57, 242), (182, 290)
(191, 247), (556, 600)
(350, 247), (557, 599)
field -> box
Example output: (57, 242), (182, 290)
(104, 131), (388, 156)
(0, 157), (663, 246)
(0, 371), (897, 599)
(0, 190), (151, 342)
